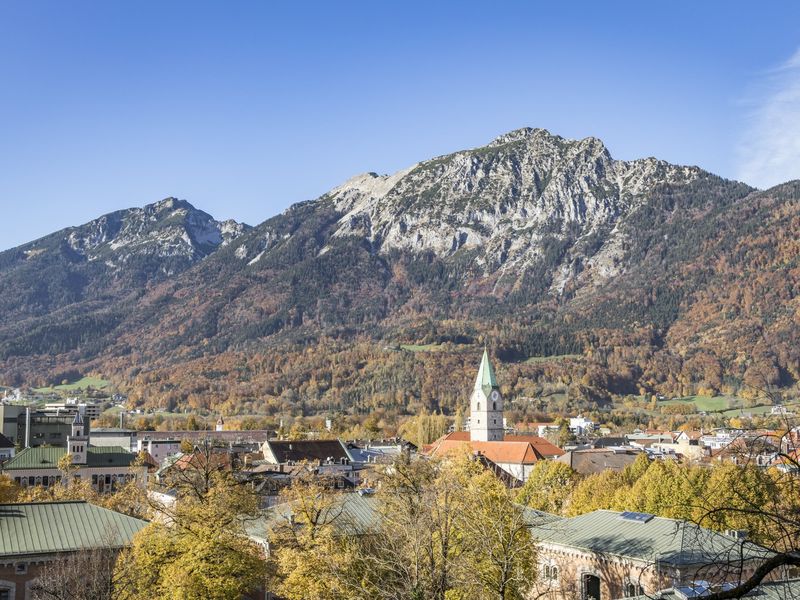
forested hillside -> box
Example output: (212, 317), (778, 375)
(2, 129), (800, 418)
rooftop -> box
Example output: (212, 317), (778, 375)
(530, 509), (771, 567)
(629, 579), (800, 599)
(0, 501), (147, 558)
(426, 431), (564, 461)
(264, 439), (349, 464)
(2, 446), (137, 470)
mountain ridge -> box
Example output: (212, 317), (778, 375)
(3, 128), (799, 421)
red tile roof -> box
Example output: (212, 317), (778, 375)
(425, 431), (564, 464)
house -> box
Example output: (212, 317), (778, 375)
(570, 416), (595, 435)
(556, 448), (642, 476)
(428, 435), (545, 482)
(262, 439), (351, 466)
(0, 501), (147, 600)
(343, 438), (414, 465)
(530, 509), (773, 600)
(136, 438), (182, 465)
(1, 413), (146, 493)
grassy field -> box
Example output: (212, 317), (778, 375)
(525, 354), (582, 364)
(33, 376), (110, 393)
(400, 343), (445, 352)
(658, 395), (734, 412)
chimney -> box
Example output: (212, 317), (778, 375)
(25, 407), (31, 448)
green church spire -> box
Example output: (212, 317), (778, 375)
(474, 348), (498, 396)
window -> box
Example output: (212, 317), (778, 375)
(15, 563), (26, 575)
(541, 564), (559, 581)
(0, 588), (10, 600)
(624, 582), (643, 597)
(493, 401), (496, 411)
(477, 402), (480, 411)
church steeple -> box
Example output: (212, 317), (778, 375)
(469, 349), (504, 442)
(67, 410), (88, 465)
(474, 348), (499, 397)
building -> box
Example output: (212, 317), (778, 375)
(425, 350), (563, 482)
(556, 448), (642, 476)
(42, 398), (103, 421)
(136, 438), (182, 465)
(0, 404), (76, 448)
(90, 427), (274, 453)
(0, 501), (147, 600)
(2, 414), (146, 493)
(530, 509), (773, 600)
(262, 439), (352, 466)
(569, 416), (595, 436)
(470, 349), (504, 441)
(0, 434), (14, 464)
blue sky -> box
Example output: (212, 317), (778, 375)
(1, 1), (800, 250)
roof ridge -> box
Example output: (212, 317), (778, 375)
(0, 500), (88, 507)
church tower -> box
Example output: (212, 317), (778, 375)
(67, 411), (88, 465)
(469, 349), (504, 441)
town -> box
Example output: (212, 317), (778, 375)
(3, 2), (800, 599)
(1, 350), (799, 599)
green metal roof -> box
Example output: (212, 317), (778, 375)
(528, 509), (771, 567)
(627, 579), (800, 599)
(474, 348), (499, 396)
(2, 446), (136, 470)
(0, 501), (147, 558)
(248, 492), (380, 544)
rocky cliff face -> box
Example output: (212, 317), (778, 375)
(322, 129), (701, 287)
(62, 197), (248, 268)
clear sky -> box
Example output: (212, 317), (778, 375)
(2, 1), (800, 250)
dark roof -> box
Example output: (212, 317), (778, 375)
(593, 436), (628, 448)
(2, 446), (137, 470)
(556, 449), (641, 475)
(0, 501), (147, 558)
(265, 439), (349, 463)
(0, 433), (14, 449)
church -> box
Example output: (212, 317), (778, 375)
(425, 349), (564, 483)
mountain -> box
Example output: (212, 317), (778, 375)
(0, 198), (249, 365)
(2, 128), (799, 419)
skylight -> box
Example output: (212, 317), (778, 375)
(619, 511), (655, 523)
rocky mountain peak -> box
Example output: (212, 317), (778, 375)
(321, 128), (703, 288)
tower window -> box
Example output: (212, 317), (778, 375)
(492, 401), (496, 411)
(477, 402), (480, 411)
